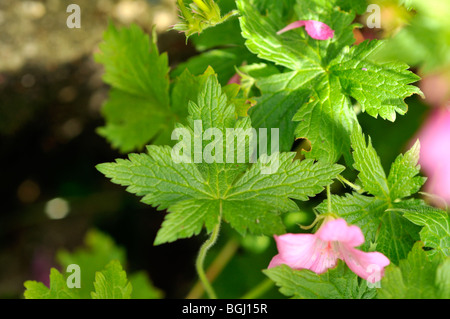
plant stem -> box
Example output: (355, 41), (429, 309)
(186, 238), (240, 299)
(337, 175), (362, 193)
(241, 278), (274, 299)
(195, 212), (222, 299)
(327, 185), (332, 213)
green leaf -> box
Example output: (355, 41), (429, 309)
(24, 269), (80, 299)
(264, 262), (376, 299)
(237, 0), (357, 70)
(376, 201), (421, 265)
(350, 126), (426, 201)
(97, 72), (344, 245)
(293, 0), (358, 63)
(234, 63), (280, 98)
(237, 0), (323, 71)
(250, 0), (296, 18)
(378, 242), (450, 299)
(250, 74), (310, 152)
(95, 23), (172, 153)
(97, 89), (172, 153)
(56, 229), (126, 299)
(91, 260), (132, 299)
(171, 47), (257, 85)
(171, 67), (216, 117)
(336, 0), (368, 14)
(293, 74), (356, 163)
(237, 0), (421, 163)
(330, 40), (423, 121)
(129, 271), (163, 299)
(154, 199), (222, 245)
(25, 230), (162, 299)
(350, 125), (390, 199)
(436, 258), (450, 299)
(95, 24), (169, 102)
(395, 200), (450, 258)
(24, 261), (135, 299)
(387, 140), (427, 200)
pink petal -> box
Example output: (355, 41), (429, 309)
(340, 247), (390, 283)
(417, 108), (450, 170)
(306, 240), (340, 273)
(425, 168), (450, 203)
(277, 20), (334, 40)
(316, 218), (365, 248)
(276, 21), (306, 35)
(416, 108), (450, 203)
(303, 20), (335, 40)
(269, 234), (339, 273)
(267, 254), (287, 269)
(272, 233), (316, 265)
(419, 73), (450, 108)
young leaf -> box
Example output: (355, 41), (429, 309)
(97, 73), (344, 245)
(378, 242), (450, 299)
(350, 125), (427, 202)
(91, 260), (133, 299)
(95, 23), (172, 153)
(350, 125), (390, 199)
(387, 140), (427, 200)
(264, 262), (376, 299)
(24, 269), (80, 299)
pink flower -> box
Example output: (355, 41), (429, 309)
(419, 73), (450, 108)
(277, 20), (335, 40)
(415, 107), (450, 205)
(268, 218), (390, 283)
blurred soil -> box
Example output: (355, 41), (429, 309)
(0, 0), (199, 298)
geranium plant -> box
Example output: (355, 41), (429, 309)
(24, 0), (449, 300)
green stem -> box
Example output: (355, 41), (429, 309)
(241, 278), (274, 299)
(186, 238), (239, 299)
(195, 209), (222, 299)
(327, 185), (332, 213)
(337, 175), (362, 193)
